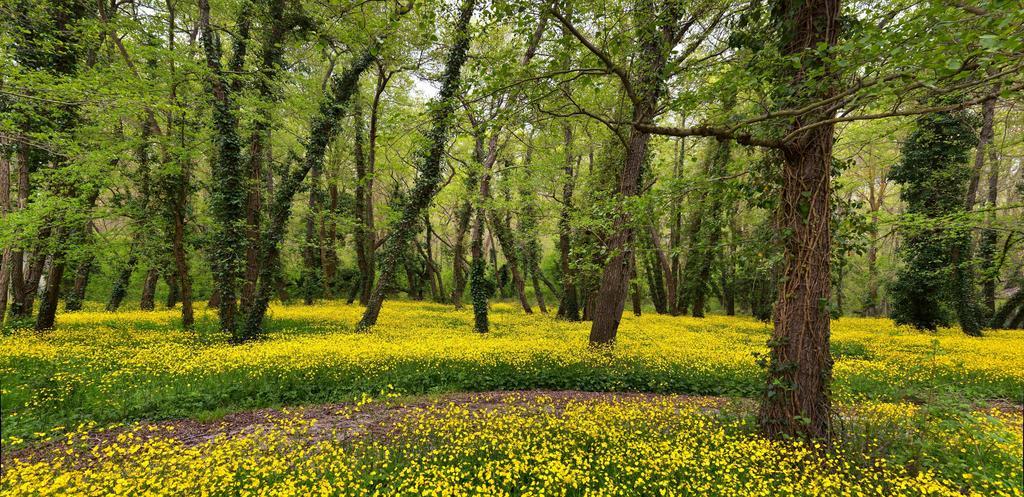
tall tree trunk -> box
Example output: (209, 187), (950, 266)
(557, 126), (580, 321)
(199, 0), (250, 336)
(8, 143), (30, 320)
(451, 175), (475, 309)
(758, 0), (840, 440)
(140, 268), (159, 310)
(981, 137), (1000, 314)
(648, 224), (673, 314)
(0, 142), (11, 323)
(489, 212), (533, 313)
(352, 95), (373, 305)
(588, 0), (681, 345)
(669, 137), (685, 315)
(358, 0), (476, 330)
(241, 45), (379, 339)
(965, 93), (996, 210)
(165, 272), (179, 309)
(301, 163), (322, 305)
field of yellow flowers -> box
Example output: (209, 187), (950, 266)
(1, 300), (1022, 495)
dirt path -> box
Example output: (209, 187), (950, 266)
(4, 390), (1020, 471)
(1, 391), (733, 470)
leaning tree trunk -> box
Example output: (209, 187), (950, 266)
(588, 0), (679, 345)
(139, 268), (159, 311)
(758, 0), (841, 441)
(240, 45), (380, 340)
(358, 0), (477, 330)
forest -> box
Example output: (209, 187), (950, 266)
(1, 0), (1023, 495)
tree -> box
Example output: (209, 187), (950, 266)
(358, 0), (477, 330)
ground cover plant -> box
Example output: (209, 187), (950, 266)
(2, 302), (1022, 495)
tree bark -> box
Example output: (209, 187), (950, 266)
(8, 143), (30, 320)
(557, 126), (580, 321)
(353, 94), (374, 305)
(358, 0), (476, 330)
(981, 136), (1000, 313)
(758, 0), (841, 440)
(140, 268), (159, 310)
(0, 142), (11, 323)
(588, 0), (680, 345)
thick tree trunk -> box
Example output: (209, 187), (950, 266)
(358, 0), (476, 330)
(469, 206), (489, 332)
(758, 0), (840, 440)
(140, 268), (159, 310)
(199, 0), (251, 336)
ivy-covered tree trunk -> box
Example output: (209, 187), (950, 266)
(890, 110), (983, 336)
(469, 201), (489, 332)
(199, 0), (249, 337)
(358, 0), (476, 330)
(758, 0), (840, 440)
(107, 253), (137, 312)
(240, 0), (292, 313)
(451, 172), (477, 309)
(240, 45), (379, 340)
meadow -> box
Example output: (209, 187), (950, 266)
(1, 301), (1022, 495)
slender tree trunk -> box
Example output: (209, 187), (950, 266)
(353, 95), (373, 305)
(588, 0), (683, 345)
(302, 163), (322, 305)
(451, 181), (474, 308)
(981, 140), (1000, 314)
(965, 94), (996, 210)
(630, 252), (641, 317)
(242, 45), (379, 339)
(8, 143), (30, 320)
(0, 143), (11, 323)
(648, 224), (674, 314)
(358, 0), (477, 330)
(140, 268), (159, 310)
(758, 0), (840, 440)
(489, 213), (533, 313)
(557, 126), (580, 321)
